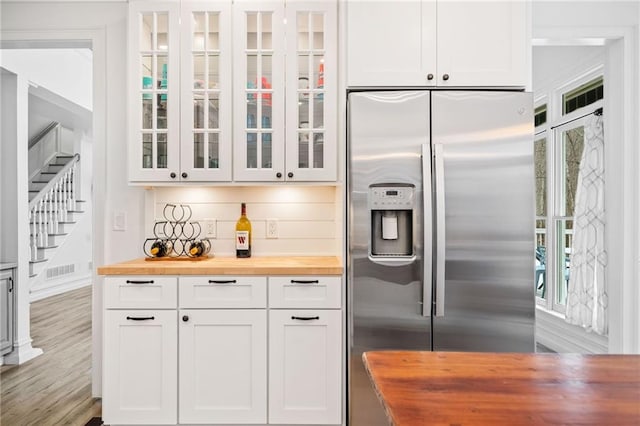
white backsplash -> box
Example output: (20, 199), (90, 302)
(146, 186), (340, 256)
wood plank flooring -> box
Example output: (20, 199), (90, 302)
(1, 285), (101, 425)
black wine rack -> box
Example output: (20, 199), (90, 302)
(143, 203), (212, 258)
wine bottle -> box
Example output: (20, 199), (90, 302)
(150, 240), (172, 257)
(235, 203), (252, 258)
(188, 240), (205, 257)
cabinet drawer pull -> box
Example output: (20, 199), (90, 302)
(126, 316), (155, 321)
(291, 316), (320, 321)
(126, 280), (155, 284)
(290, 279), (319, 284)
(208, 279), (237, 284)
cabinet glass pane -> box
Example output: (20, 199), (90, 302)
(142, 95), (152, 129)
(194, 133), (204, 168)
(313, 133), (324, 168)
(247, 55), (257, 88)
(208, 133), (219, 168)
(194, 94), (204, 129)
(298, 55), (309, 81)
(261, 133), (272, 168)
(192, 12), (205, 51)
(262, 104), (272, 131)
(261, 55), (272, 89)
(157, 133), (168, 168)
(247, 13), (258, 49)
(194, 54), (205, 89)
(262, 13), (273, 49)
(247, 94), (257, 129)
(313, 94), (324, 129)
(208, 94), (219, 129)
(298, 133), (309, 168)
(208, 13), (220, 50)
(141, 55), (152, 89)
(562, 127), (584, 217)
(312, 13), (324, 50)
(208, 55), (219, 89)
(142, 133), (153, 168)
(297, 13), (310, 50)
(157, 55), (168, 89)
(247, 133), (257, 168)
(157, 95), (167, 129)
(298, 94), (309, 128)
(156, 13), (168, 51)
(313, 55), (324, 89)
(141, 14), (153, 50)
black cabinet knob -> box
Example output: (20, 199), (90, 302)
(181, 172), (188, 179)
(170, 172), (177, 179)
(182, 315), (189, 322)
(427, 73), (434, 81)
(276, 172), (282, 178)
(443, 74), (450, 81)
(287, 172), (294, 178)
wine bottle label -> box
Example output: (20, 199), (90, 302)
(236, 231), (249, 250)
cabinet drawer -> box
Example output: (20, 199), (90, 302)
(104, 277), (177, 309)
(179, 276), (267, 308)
(269, 277), (341, 309)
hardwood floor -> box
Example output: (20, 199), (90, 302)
(1, 285), (101, 425)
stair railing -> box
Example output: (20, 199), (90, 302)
(29, 154), (80, 262)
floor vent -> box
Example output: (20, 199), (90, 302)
(46, 263), (75, 280)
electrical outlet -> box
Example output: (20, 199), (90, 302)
(203, 218), (217, 238)
(266, 219), (278, 239)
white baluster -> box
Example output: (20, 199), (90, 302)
(70, 162), (77, 211)
(30, 207), (37, 261)
(37, 199), (45, 248)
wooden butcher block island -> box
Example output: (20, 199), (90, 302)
(363, 351), (640, 426)
(97, 255), (343, 276)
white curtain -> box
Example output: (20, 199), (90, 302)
(565, 112), (607, 335)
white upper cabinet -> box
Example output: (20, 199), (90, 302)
(128, 0), (181, 182)
(180, 1), (233, 181)
(233, 0), (286, 182)
(347, 0), (528, 88)
(233, 0), (337, 182)
(128, 0), (232, 183)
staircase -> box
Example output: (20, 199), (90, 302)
(28, 153), (85, 278)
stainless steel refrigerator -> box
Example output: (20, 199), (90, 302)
(347, 90), (535, 425)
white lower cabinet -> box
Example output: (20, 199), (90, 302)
(179, 309), (267, 424)
(103, 310), (177, 425)
(268, 309), (342, 425)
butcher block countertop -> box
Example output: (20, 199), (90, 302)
(97, 256), (343, 276)
(363, 351), (640, 426)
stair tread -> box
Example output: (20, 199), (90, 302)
(32, 180), (52, 183)
(29, 258), (48, 264)
(37, 245), (59, 249)
(30, 233), (68, 237)
(29, 274), (37, 278)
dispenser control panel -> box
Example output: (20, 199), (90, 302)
(368, 185), (415, 210)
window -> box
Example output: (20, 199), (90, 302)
(534, 74), (603, 314)
(562, 76), (603, 115)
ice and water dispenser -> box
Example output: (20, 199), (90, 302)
(368, 184), (415, 260)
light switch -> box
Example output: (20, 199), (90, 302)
(113, 211), (127, 231)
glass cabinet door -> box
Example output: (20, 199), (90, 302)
(129, 2), (180, 182)
(233, 0), (285, 181)
(181, 1), (232, 181)
(285, 1), (336, 181)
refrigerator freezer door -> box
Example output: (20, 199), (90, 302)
(431, 91), (535, 352)
(348, 91), (431, 426)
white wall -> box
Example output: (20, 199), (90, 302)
(533, 0), (640, 353)
(148, 186), (338, 256)
(0, 49), (93, 111)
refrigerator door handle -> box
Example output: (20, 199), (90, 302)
(434, 144), (446, 317)
(421, 144), (433, 317)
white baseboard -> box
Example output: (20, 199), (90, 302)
(3, 337), (43, 365)
(536, 307), (608, 353)
(30, 274), (92, 302)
